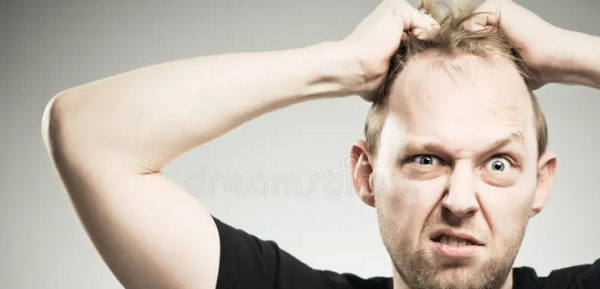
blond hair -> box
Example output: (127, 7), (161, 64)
(364, 0), (548, 159)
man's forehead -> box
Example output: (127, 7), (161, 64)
(378, 53), (537, 157)
(387, 53), (533, 126)
(391, 53), (530, 107)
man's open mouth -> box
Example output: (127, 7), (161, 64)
(431, 234), (480, 246)
(430, 230), (484, 247)
(429, 230), (484, 258)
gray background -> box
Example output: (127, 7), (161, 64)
(1, 0), (599, 288)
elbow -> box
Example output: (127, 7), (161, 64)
(41, 88), (118, 169)
(41, 89), (77, 158)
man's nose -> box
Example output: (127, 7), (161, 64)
(442, 164), (480, 219)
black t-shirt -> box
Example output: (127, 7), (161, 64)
(213, 217), (600, 289)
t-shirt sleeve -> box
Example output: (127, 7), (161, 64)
(576, 258), (600, 289)
(542, 258), (600, 289)
(212, 216), (350, 289)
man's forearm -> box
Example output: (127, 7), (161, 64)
(44, 41), (364, 173)
(555, 29), (600, 89)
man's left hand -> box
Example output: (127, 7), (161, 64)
(463, 0), (571, 89)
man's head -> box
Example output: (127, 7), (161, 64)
(350, 3), (557, 289)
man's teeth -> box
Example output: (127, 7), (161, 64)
(439, 235), (474, 246)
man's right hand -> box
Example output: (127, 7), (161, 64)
(342, 0), (439, 100)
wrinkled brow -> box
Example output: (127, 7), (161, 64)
(399, 131), (525, 158)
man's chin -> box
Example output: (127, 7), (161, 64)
(436, 265), (482, 280)
(429, 259), (484, 280)
(437, 265), (512, 289)
(396, 250), (510, 289)
(414, 266), (503, 289)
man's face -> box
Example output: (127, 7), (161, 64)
(367, 53), (552, 289)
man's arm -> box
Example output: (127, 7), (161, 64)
(554, 29), (600, 89)
(41, 1), (439, 288)
(42, 42), (361, 289)
(44, 42), (363, 174)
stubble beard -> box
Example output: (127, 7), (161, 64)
(385, 223), (527, 289)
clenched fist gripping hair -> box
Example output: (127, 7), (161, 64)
(364, 0), (548, 159)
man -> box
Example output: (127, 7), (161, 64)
(41, 0), (600, 288)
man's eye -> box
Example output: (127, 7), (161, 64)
(485, 157), (511, 172)
(412, 155), (442, 165)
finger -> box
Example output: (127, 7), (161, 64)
(401, 31), (409, 41)
(379, 0), (440, 39)
(413, 27), (433, 40)
(408, 8), (440, 39)
(463, 1), (501, 31)
(420, 17), (442, 39)
(465, 13), (499, 31)
(412, 18), (440, 39)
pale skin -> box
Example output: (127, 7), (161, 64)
(41, 0), (600, 289)
(351, 54), (556, 289)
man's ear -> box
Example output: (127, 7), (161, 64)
(350, 140), (376, 207)
(530, 151), (557, 217)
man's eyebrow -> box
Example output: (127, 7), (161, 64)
(400, 131), (525, 157)
(478, 131), (525, 153)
